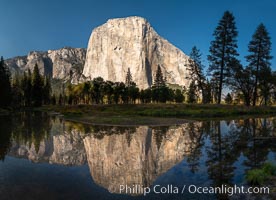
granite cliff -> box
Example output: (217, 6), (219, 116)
(6, 16), (190, 88)
(83, 16), (190, 89)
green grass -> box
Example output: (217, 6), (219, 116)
(37, 103), (276, 125)
(246, 162), (276, 185)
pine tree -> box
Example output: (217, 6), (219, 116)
(224, 93), (233, 104)
(0, 57), (12, 108)
(153, 65), (166, 88)
(152, 65), (169, 103)
(187, 81), (197, 103)
(125, 68), (133, 87)
(245, 23), (273, 106)
(187, 46), (207, 103)
(125, 68), (139, 104)
(259, 66), (273, 105)
(32, 64), (43, 106)
(208, 11), (239, 104)
(11, 73), (23, 107)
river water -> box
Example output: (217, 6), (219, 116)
(0, 112), (275, 200)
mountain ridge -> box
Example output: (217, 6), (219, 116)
(6, 16), (190, 89)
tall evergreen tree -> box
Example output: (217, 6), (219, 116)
(224, 93), (233, 104)
(259, 66), (273, 105)
(11, 73), (23, 107)
(124, 68), (139, 104)
(32, 64), (43, 106)
(153, 65), (166, 88)
(208, 11), (239, 104)
(187, 81), (197, 103)
(152, 65), (169, 103)
(0, 57), (12, 108)
(187, 46), (208, 103)
(245, 23), (273, 106)
(125, 67), (133, 87)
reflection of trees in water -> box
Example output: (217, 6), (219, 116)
(0, 112), (52, 160)
(91, 126), (136, 140)
(152, 126), (170, 150)
(10, 112), (52, 152)
(196, 118), (276, 199)
(230, 118), (275, 170)
(0, 116), (12, 161)
(205, 121), (237, 191)
(186, 122), (205, 173)
(243, 118), (274, 169)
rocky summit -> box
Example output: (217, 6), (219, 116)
(6, 16), (191, 88)
(82, 16), (190, 89)
(6, 47), (86, 83)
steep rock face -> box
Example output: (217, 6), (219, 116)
(83, 16), (190, 89)
(6, 47), (86, 82)
(49, 130), (87, 166)
(83, 124), (202, 194)
(48, 48), (86, 82)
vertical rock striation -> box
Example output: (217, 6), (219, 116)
(83, 124), (202, 193)
(83, 16), (190, 89)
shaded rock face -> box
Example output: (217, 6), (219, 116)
(83, 124), (202, 194)
(83, 16), (190, 89)
(6, 47), (86, 82)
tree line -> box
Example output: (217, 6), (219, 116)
(58, 66), (186, 105)
(207, 11), (274, 106)
(0, 61), (51, 108)
(0, 10), (275, 108)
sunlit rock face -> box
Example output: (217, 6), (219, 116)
(5, 47), (86, 83)
(49, 130), (87, 166)
(83, 16), (190, 89)
(83, 124), (202, 194)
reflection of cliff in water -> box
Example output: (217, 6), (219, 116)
(5, 113), (204, 194)
(84, 124), (203, 193)
(3, 113), (276, 198)
(8, 113), (87, 166)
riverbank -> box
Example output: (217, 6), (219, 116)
(38, 104), (276, 125)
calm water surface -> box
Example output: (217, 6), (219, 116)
(0, 112), (275, 200)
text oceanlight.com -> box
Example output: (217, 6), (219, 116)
(119, 184), (270, 196)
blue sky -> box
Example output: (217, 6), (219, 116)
(1, 0), (276, 68)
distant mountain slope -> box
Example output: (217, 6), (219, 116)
(6, 47), (86, 83)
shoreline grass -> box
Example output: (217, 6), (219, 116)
(36, 104), (276, 125)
